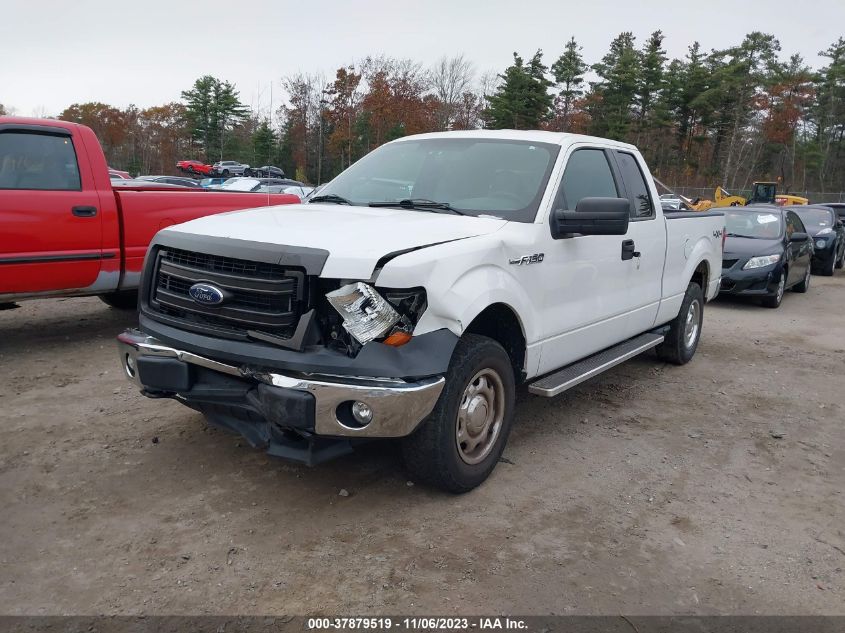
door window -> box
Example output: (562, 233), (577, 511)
(615, 151), (654, 219)
(556, 148), (618, 210)
(785, 212), (806, 238)
(0, 131), (81, 190)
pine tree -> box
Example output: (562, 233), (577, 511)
(636, 31), (667, 141)
(483, 51), (553, 129)
(588, 32), (641, 140)
(252, 119), (277, 166)
(551, 37), (588, 131)
(181, 76), (249, 162)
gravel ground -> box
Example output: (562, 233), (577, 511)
(1, 279), (843, 615)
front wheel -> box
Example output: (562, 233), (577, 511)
(656, 281), (703, 365)
(401, 334), (515, 493)
(821, 253), (836, 277)
(762, 270), (787, 307)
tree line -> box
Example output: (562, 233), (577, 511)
(15, 31), (843, 193)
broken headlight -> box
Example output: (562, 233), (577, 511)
(325, 283), (427, 346)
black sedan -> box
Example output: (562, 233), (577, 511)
(720, 206), (814, 308)
(245, 165), (286, 178)
(789, 205), (845, 276)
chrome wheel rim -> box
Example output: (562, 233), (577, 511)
(776, 274), (785, 301)
(456, 368), (505, 465)
(683, 299), (701, 349)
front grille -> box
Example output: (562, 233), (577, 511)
(148, 247), (308, 339)
(722, 258), (739, 269)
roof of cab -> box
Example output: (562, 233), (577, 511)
(391, 128), (639, 150)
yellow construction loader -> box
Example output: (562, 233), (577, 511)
(713, 182), (809, 207)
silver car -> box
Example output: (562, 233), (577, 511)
(211, 160), (249, 177)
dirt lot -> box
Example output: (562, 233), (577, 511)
(1, 278), (844, 616)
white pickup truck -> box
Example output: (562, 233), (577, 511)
(117, 130), (724, 492)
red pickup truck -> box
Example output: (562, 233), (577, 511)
(0, 117), (299, 308)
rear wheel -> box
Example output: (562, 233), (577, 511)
(402, 334), (515, 493)
(656, 281), (703, 365)
(98, 290), (138, 310)
(763, 271), (787, 307)
(222, 169), (230, 177)
(793, 265), (811, 292)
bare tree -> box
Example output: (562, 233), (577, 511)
(430, 54), (475, 130)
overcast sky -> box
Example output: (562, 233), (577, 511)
(2, 0), (843, 118)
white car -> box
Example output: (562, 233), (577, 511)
(117, 130), (724, 492)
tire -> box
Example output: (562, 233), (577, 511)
(821, 253), (836, 277)
(98, 290), (138, 310)
(401, 334), (516, 493)
(656, 281), (704, 365)
(835, 245), (844, 270)
(222, 169), (230, 177)
(762, 270), (787, 307)
(188, 166), (195, 174)
(244, 168), (253, 177)
(793, 264), (811, 293)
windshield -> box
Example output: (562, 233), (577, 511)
(724, 209), (783, 239)
(220, 178), (260, 192)
(794, 208), (834, 232)
(313, 138), (560, 222)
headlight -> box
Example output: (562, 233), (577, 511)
(816, 239), (827, 249)
(818, 228), (833, 235)
(326, 282), (400, 345)
(743, 254), (781, 270)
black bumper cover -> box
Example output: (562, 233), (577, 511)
(137, 356), (352, 465)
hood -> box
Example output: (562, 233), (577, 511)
(161, 202), (508, 279)
(723, 236), (784, 259)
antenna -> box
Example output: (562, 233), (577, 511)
(268, 80), (273, 207)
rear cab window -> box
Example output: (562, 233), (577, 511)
(0, 131), (81, 191)
(614, 151), (655, 219)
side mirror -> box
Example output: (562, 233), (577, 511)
(550, 197), (630, 239)
(789, 231), (809, 243)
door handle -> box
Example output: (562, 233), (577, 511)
(72, 206), (97, 217)
(621, 239), (639, 261)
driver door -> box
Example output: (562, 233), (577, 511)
(535, 146), (640, 375)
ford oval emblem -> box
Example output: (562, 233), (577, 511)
(188, 283), (225, 306)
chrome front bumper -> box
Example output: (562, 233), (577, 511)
(116, 330), (445, 438)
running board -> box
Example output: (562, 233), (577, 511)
(528, 332), (665, 397)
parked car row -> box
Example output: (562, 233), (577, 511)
(720, 204), (845, 308)
(175, 159), (288, 179)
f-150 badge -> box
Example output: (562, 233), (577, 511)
(509, 253), (544, 265)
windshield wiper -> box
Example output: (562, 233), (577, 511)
(368, 198), (466, 215)
(309, 194), (353, 205)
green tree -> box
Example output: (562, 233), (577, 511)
(550, 37), (588, 131)
(252, 119), (277, 166)
(811, 37), (845, 190)
(181, 75), (249, 162)
(483, 51), (553, 129)
(588, 32), (641, 139)
(636, 31), (667, 139)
